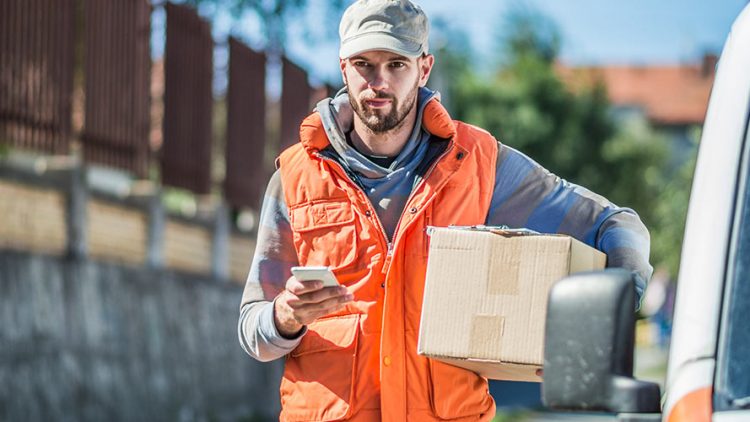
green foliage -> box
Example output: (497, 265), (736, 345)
(435, 7), (692, 279)
(497, 7), (561, 65)
(429, 17), (474, 111)
(649, 131), (699, 277)
(163, 187), (198, 216)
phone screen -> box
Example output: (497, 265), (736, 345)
(291, 266), (340, 287)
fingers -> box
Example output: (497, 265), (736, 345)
(285, 277), (324, 295)
(277, 276), (355, 327)
(287, 285), (351, 308)
(285, 291), (353, 326)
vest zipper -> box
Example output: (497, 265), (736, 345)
(315, 153), (392, 262)
(383, 140), (456, 273)
(383, 241), (394, 274)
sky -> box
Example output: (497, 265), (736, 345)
(152, 0), (750, 91)
(284, 0), (750, 84)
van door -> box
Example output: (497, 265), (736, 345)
(713, 106), (750, 421)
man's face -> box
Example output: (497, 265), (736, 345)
(340, 50), (434, 134)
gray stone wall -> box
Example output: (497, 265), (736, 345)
(0, 250), (282, 422)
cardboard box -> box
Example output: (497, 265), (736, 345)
(417, 226), (607, 382)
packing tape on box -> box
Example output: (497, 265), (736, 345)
(469, 315), (505, 359)
(487, 241), (521, 295)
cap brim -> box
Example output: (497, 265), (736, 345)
(339, 33), (424, 59)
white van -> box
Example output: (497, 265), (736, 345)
(542, 3), (750, 422)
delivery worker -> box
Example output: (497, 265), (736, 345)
(238, 0), (652, 420)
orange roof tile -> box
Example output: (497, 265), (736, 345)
(556, 57), (716, 125)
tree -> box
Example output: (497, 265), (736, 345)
(649, 132), (699, 278)
(182, 0), (347, 52)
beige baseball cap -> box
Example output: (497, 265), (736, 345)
(339, 0), (429, 59)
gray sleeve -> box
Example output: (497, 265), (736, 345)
(238, 301), (307, 362)
(487, 144), (653, 305)
(237, 170), (304, 362)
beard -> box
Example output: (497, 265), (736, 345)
(349, 82), (419, 134)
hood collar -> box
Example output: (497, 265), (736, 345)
(298, 89), (457, 154)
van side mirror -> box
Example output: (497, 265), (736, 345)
(542, 269), (661, 413)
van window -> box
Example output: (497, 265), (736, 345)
(716, 121), (750, 411)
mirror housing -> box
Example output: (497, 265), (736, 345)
(542, 269), (661, 413)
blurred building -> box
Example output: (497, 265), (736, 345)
(557, 54), (716, 165)
(558, 55), (716, 125)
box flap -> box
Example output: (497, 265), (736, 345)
(429, 225), (541, 237)
(569, 237), (607, 273)
(430, 355), (542, 383)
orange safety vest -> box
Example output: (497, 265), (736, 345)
(277, 98), (498, 422)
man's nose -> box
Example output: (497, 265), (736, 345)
(367, 69), (388, 90)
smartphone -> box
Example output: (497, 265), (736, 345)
(291, 266), (340, 288)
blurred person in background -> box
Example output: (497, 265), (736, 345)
(238, 0), (652, 420)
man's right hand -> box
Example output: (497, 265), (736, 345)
(273, 276), (354, 338)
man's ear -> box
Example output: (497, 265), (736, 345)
(340, 58), (347, 84)
(418, 54), (435, 87)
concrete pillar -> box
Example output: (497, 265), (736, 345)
(211, 201), (230, 281)
(65, 164), (87, 259)
(146, 188), (165, 269)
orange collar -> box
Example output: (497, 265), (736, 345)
(298, 97), (457, 154)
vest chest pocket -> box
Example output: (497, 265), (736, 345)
(289, 200), (359, 270)
(280, 314), (360, 421)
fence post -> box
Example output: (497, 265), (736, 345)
(146, 188), (165, 269)
(212, 201), (230, 281)
(65, 162), (88, 259)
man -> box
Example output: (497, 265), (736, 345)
(239, 0), (652, 420)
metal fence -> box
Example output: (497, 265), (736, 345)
(82, 0), (152, 177)
(161, 2), (214, 195)
(1, 1), (329, 202)
(280, 57), (312, 150)
(0, 0), (75, 154)
(224, 38), (267, 209)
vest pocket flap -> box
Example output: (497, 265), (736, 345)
(281, 313), (360, 420)
(290, 200), (355, 233)
(428, 358), (494, 418)
(291, 314), (360, 357)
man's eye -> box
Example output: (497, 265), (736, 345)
(353, 61), (370, 68)
(390, 62), (406, 68)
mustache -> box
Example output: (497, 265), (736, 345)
(359, 91), (395, 101)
